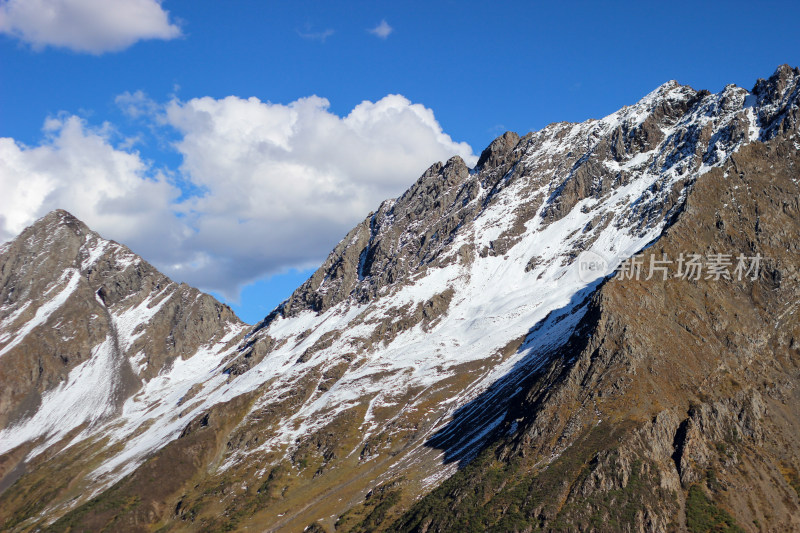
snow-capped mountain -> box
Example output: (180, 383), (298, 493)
(0, 211), (244, 477)
(1, 65), (799, 532)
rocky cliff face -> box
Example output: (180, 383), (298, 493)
(0, 66), (798, 532)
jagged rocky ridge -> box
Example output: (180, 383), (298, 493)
(0, 65), (798, 532)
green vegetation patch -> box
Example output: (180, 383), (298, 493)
(390, 421), (665, 532)
(685, 484), (744, 533)
(336, 480), (404, 533)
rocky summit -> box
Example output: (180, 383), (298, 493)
(0, 65), (799, 532)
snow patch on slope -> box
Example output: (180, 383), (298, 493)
(0, 268), (81, 358)
(110, 284), (174, 352)
(90, 323), (246, 482)
(0, 335), (118, 456)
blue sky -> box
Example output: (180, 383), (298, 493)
(1, 0), (799, 323)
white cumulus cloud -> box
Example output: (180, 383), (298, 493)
(0, 0), (181, 54)
(0, 94), (476, 301)
(368, 19), (393, 39)
(0, 116), (180, 245)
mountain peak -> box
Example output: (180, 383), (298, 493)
(35, 208), (90, 232)
(636, 78), (688, 104)
(0, 209), (244, 444)
(7, 210), (96, 259)
(750, 63), (800, 140)
(476, 130), (521, 169)
(655, 78), (681, 92)
(770, 62), (799, 82)
(752, 63), (800, 95)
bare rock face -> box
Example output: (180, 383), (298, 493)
(752, 64), (800, 138)
(275, 154), (476, 319)
(475, 130), (521, 169)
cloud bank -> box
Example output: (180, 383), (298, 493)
(0, 94), (476, 300)
(0, 0), (181, 53)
